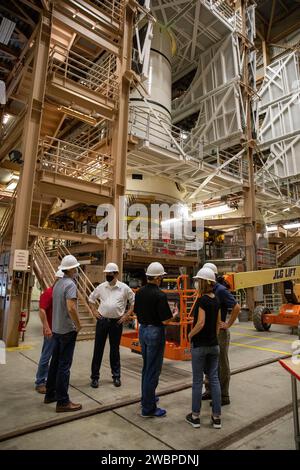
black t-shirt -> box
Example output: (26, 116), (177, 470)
(192, 294), (220, 347)
(134, 284), (172, 326)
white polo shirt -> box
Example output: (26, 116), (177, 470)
(88, 280), (135, 319)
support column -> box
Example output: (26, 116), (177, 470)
(240, 0), (257, 314)
(106, 2), (135, 276)
(262, 40), (270, 76)
(4, 16), (51, 347)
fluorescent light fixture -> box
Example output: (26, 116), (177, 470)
(6, 181), (18, 191)
(192, 204), (237, 219)
(180, 131), (189, 141)
(266, 225), (278, 232)
(3, 113), (9, 125)
(283, 222), (300, 230)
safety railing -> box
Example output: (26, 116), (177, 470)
(0, 187), (17, 240)
(129, 105), (188, 150)
(48, 44), (119, 102)
(129, 105), (246, 182)
(203, 0), (242, 32)
(205, 244), (246, 261)
(39, 136), (113, 189)
(90, 0), (125, 25)
(263, 293), (283, 314)
(257, 248), (277, 268)
(57, 244), (97, 320)
(255, 167), (300, 205)
(64, 120), (110, 150)
(277, 230), (300, 263)
(32, 239), (56, 289)
(33, 238), (97, 338)
(125, 238), (199, 258)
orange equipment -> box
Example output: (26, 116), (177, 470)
(122, 266), (300, 360)
(224, 266), (300, 331)
(121, 275), (198, 360)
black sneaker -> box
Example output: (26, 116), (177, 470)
(185, 413), (200, 428)
(211, 415), (222, 429)
(90, 379), (99, 388)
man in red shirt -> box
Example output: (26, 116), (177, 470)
(35, 270), (64, 393)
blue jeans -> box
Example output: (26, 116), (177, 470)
(45, 331), (77, 406)
(35, 336), (55, 386)
(139, 324), (165, 415)
(191, 344), (221, 416)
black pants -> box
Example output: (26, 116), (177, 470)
(45, 331), (77, 406)
(91, 318), (123, 381)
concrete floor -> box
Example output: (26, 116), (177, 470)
(0, 312), (298, 450)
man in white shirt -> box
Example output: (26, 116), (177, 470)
(89, 263), (135, 388)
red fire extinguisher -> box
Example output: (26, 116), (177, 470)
(19, 311), (27, 341)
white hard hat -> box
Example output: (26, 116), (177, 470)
(193, 267), (216, 283)
(202, 262), (218, 274)
(58, 255), (80, 271)
(55, 269), (64, 278)
(103, 262), (119, 273)
(146, 262), (167, 277)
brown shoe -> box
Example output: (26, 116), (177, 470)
(56, 402), (82, 413)
(36, 384), (47, 394)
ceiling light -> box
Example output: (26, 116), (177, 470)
(2, 113), (9, 125)
(6, 180), (18, 191)
(266, 225), (278, 232)
(192, 204), (237, 219)
(283, 222), (300, 230)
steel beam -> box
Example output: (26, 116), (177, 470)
(3, 16), (51, 347)
(46, 75), (116, 121)
(204, 217), (251, 227)
(29, 227), (105, 245)
(37, 172), (112, 205)
(52, 9), (120, 57)
(106, 4), (135, 274)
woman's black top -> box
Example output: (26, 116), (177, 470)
(191, 294), (220, 347)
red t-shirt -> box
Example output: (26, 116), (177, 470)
(39, 287), (53, 329)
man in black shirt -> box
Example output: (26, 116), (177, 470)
(134, 262), (173, 418)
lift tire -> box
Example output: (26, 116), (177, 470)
(253, 306), (271, 331)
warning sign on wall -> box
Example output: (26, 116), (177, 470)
(13, 250), (29, 271)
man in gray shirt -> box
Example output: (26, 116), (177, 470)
(45, 255), (82, 412)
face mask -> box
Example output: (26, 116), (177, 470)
(106, 274), (114, 283)
(194, 281), (199, 290)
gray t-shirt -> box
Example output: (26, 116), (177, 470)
(52, 276), (77, 334)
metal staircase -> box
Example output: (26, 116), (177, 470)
(277, 229), (300, 266)
(32, 239), (97, 341)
